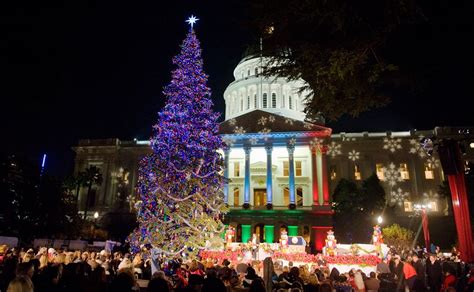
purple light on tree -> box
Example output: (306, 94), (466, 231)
(128, 23), (228, 258)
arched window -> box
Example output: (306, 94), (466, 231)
(283, 187), (290, 206)
(271, 93), (277, 108)
(233, 188), (240, 207)
(262, 93), (268, 108)
(254, 94), (257, 108)
(297, 187), (303, 207)
(289, 96), (293, 109)
(255, 67), (258, 75)
(247, 96), (250, 110)
(247, 69), (250, 76)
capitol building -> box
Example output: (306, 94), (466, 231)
(73, 54), (472, 251)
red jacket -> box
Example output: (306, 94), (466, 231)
(403, 262), (417, 279)
(442, 274), (456, 290)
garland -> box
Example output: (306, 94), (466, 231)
(199, 250), (381, 266)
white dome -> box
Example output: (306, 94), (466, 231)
(223, 56), (310, 122)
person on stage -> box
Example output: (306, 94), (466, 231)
(251, 233), (259, 260)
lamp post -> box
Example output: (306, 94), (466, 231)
(414, 203), (431, 252)
(91, 212), (99, 239)
(377, 216), (383, 225)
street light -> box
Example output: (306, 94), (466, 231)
(377, 216), (383, 224)
(94, 211), (99, 219)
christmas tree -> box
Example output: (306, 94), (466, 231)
(128, 20), (228, 257)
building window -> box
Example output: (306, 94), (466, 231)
(247, 69), (250, 76)
(354, 164), (362, 180)
(234, 162), (240, 177)
(425, 163), (435, 179)
(400, 163), (410, 180)
(330, 166), (337, 181)
(283, 187), (290, 206)
(247, 96), (250, 110)
(289, 96), (293, 109)
(404, 201), (413, 212)
(297, 187), (303, 207)
(254, 94), (257, 108)
(233, 188), (240, 207)
(255, 67), (258, 75)
(283, 161), (289, 176)
(428, 201), (438, 212)
(376, 163), (384, 180)
(271, 93), (277, 108)
(263, 93), (268, 108)
(296, 161), (302, 176)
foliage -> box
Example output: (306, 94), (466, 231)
(249, 0), (419, 121)
(0, 154), (81, 241)
(128, 28), (228, 258)
(332, 174), (386, 242)
(382, 224), (414, 250)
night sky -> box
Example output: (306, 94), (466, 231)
(1, 0), (472, 176)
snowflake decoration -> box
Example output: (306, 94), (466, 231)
(409, 135), (427, 158)
(259, 128), (271, 141)
(383, 163), (404, 187)
(234, 126), (246, 134)
(309, 138), (325, 148)
(348, 150), (360, 161)
(285, 118), (294, 126)
(249, 137), (259, 145)
(288, 138), (297, 146)
(427, 156), (440, 168)
(268, 116), (275, 123)
(222, 136), (236, 147)
(228, 118), (237, 126)
(326, 141), (342, 157)
(390, 188), (410, 206)
(258, 116), (268, 126)
(126, 195), (139, 211)
(383, 137), (403, 153)
(422, 191), (439, 201)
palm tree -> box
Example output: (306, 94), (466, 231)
(82, 166), (103, 220)
(63, 173), (86, 203)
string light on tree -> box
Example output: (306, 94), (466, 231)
(128, 18), (227, 258)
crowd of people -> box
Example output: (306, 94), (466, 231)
(0, 244), (473, 292)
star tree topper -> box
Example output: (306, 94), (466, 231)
(186, 15), (199, 29)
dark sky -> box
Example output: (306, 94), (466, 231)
(0, 0), (472, 176)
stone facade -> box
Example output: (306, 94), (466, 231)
(72, 55), (474, 250)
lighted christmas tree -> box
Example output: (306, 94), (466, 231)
(128, 17), (228, 257)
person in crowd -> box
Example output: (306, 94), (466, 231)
(365, 272), (380, 292)
(426, 253), (443, 292)
(442, 267), (456, 291)
(403, 260), (417, 291)
(7, 275), (34, 292)
(390, 254), (405, 291)
(202, 267), (226, 292)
